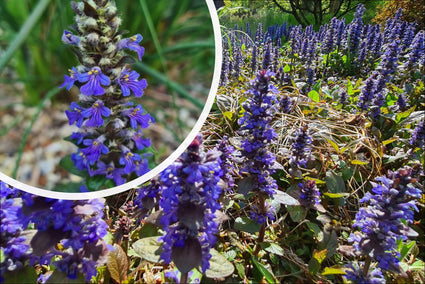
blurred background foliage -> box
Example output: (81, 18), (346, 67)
(0, 0), (215, 108)
(0, 0), (215, 187)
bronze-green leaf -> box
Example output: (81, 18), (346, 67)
(107, 244), (128, 283)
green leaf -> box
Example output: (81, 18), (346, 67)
(382, 137), (398, 145)
(223, 111), (233, 120)
(261, 242), (284, 256)
(235, 262), (245, 279)
(53, 182), (85, 193)
(283, 64), (290, 73)
(399, 241), (416, 261)
(409, 259), (425, 271)
(205, 249), (235, 278)
(272, 190), (299, 206)
(132, 236), (163, 263)
(309, 249), (327, 275)
(305, 177), (326, 185)
(308, 90), (320, 102)
(306, 221), (324, 242)
(325, 138), (339, 154)
(3, 265), (38, 284)
(350, 159), (369, 165)
(287, 205), (307, 223)
(251, 256), (276, 284)
(313, 249), (327, 264)
(395, 106), (416, 123)
(45, 270), (86, 283)
(323, 192), (349, 198)
(325, 170), (346, 193)
(234, 217), (262, 234)
(107, 244), (129, 283)
(59, 155), (88, 178)
(86, 175), (108, 191)
(321, 266), (346, 275)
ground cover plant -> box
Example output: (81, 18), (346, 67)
(1, 2), (425, 284)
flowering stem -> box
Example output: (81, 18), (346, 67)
(180, 272), (188, 284)
(363, 256), (372, 278)
(253, 194), (266, 256)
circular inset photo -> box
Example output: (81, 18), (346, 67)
(0, 0), (221, 197)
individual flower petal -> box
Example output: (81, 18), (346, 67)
(81, 136), (109, 164)
(122, 104), (153, 129)
(119, 148), (141, 174)
(79, 67), (111, 96)
(117, 34), (145, 60)
(81, 100), (111, 127)
(62, 30), (80, 45)
(60, 67), (79, 90)
(117, 69), (147, 97)
(65, 102), (85, 127)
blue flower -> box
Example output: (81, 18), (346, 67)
(60, 67), (80, 90)
(65, 102), (85, 127)
(159, 134), (223, 273)
(117, 69), (147, 97)
(62, 30), (80, 45)
(119, 147), (142, 174)
(78, 67), (111, 96)
(349, 166), (422, 272)
(344, 262), (385, 284)
(298, 180), (321, 208)
(71, 151), (90, 171)
(117, 34), (145, 60)
(131, 130), (151, 150)
(409, 119), (425, 149)
(81, 136), (109, 164)
(237, 70), (278, 221)
(90, 162), (126, 185)
(290, 125), (312, 168)
(81, 100), (111, 127)
(122, 104), (153, 129)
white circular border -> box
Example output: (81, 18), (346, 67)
(0, 0), (222, 200)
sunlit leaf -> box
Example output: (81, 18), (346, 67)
(321, 266), (346, 275)
(107, 244), (128, 283)
(350, 159), (369, 165)
(308, 90), (320, 102)
(132, 236), (163, 263)
(205, 248), (235, 278)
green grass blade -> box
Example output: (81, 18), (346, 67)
(0, 0), (51, 73)
(12, 86), (60, 179)
(135, 62), (204, 110)
(161, 41), (214, 54)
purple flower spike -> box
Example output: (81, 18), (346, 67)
(119, 148), (142, 174)
(62, 30), (80, 45)
(117, 34), (145, 60)
(123, 105), (153, 129)
(65, 102), (85, 127)
(79, 67), (111, 96)
(82, 136), (109, 164)
(81, 100), (111, 127)
(60, 67), (79, 90)
(117, 69), (147, 97)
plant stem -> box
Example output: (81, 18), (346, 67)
(180, 272), (188, 284)
(253, 194), (266, 256)
(363, 256), (371, 277)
